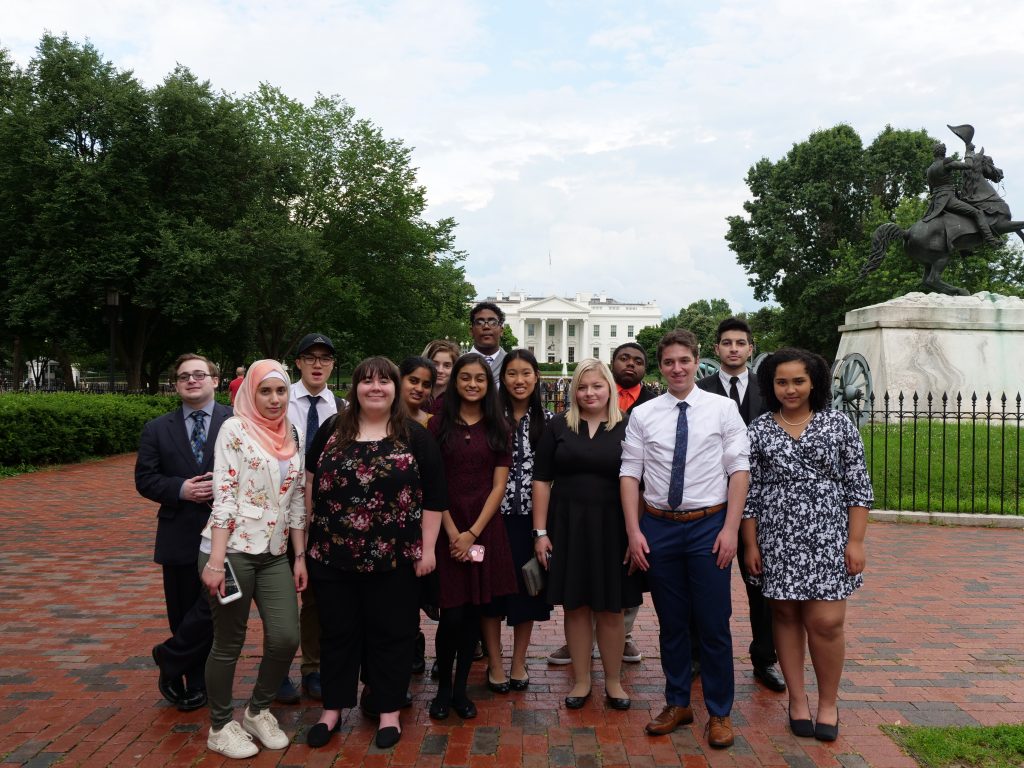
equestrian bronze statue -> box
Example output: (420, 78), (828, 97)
(862, 124), (1024, 295)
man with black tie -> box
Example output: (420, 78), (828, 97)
(137, 353), (232, 712)
(284, 332), (345, 703)
(696, 317), (785, 693)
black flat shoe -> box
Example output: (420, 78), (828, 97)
(509, 676), (530, 691)
(788, 707), (814, 738)
(375, 726), (401, 749)
(452, 697), (477, 719)
(428, 696), (450, 720)
(307, 721), (340, 748)
(814, 707), (839, 742)
(564, 689), (591, 709)
(604, 689), (631, 710)
(486, 673), (510, 694)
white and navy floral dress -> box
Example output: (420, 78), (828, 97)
(743, 409), (874, 601)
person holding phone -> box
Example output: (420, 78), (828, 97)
(426, 353), (516, 720)
(199, 360), (307, 760)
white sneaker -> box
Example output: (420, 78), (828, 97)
(208, 720), (259, 759)
(242, 708), (290, 750)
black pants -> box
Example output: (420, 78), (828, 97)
(310, 559), (418, 712)
(159, 562), (213, 689)
(434, 604), (480, 701)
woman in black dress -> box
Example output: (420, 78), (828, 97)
(480, 350), (552, 693)
(742, 348), (872, 742)
(427, 353), (516, 719)
(304, 357), (446, 749)
(532, 358), (641, 710)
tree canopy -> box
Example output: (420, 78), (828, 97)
(0, 35), (474, 390)
(726, 123), (1024, 358)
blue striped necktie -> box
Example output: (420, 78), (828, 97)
(666, 401), (689, 509)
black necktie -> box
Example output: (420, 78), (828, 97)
(666, 402), (689, 510)
(306, 395), (322, 454)
(729, 376), (741, 407)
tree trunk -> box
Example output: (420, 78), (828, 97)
(53, 343), (77, 391)
(11, 336), (24, 391)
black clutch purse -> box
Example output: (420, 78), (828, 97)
(521, 556), (546, 597)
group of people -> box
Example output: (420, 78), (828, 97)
(136, 305), (872, 759)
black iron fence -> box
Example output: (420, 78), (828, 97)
(857, 391), (1021, 516)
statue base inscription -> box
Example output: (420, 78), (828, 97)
(836, 291), (1024, 403)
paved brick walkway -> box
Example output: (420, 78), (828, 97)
(0, 455), (1021, 768)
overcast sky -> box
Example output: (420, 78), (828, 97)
(6, 0), (1024, 318)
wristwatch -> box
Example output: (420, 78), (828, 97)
(531, 529), (548, 539)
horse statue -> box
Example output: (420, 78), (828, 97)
(862, 125), (1024, 295)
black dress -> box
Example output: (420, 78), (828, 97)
(533, 413), (642, 612)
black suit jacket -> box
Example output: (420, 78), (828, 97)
(135, 403), (233, 565)
(697, 372), (766, 426)
(625, 384), (658, 414)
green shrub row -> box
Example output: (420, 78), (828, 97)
(0, 392), (179, 466)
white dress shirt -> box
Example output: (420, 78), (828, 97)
(469, 346), (506, 386)
(620, 387), (749, 511)
(288, 380), (340, 447)
(717, 369), (748, 403)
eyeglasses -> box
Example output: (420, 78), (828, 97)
(299, 354), (335, 365)
(472, 317), (502, 328)
(176, 371), (211, 382)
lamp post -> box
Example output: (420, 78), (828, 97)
(106, 289), (119, 392)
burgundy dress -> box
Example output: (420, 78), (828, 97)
(428, 418), (517, 609)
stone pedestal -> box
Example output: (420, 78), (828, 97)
(835, 292), (1024, 402)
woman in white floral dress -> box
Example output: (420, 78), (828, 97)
(742, 348), (872, 743)
(199, 359), (307, 759)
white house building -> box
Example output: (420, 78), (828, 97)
(482, 291), (662, 365)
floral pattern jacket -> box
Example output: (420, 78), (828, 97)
(204, 417), (305, 555)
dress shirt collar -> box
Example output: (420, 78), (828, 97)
(182, 400), (214, 421)
(292, 379), (329, 400)
(618, 383), (642, 410)
(717, 368), (748, 390)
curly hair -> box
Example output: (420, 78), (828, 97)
(756, 347), (831, 412)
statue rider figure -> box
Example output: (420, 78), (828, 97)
(923, 141), (1001, 247)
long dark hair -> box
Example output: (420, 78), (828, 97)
(332, 356), (409, 448)
(756, 347), (831, 412)
(499, 349), (546, 447)
(435, 353), (509, 452)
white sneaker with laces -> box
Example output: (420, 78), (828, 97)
(242, 708), (290, 750)
(208, 720), (259, 759)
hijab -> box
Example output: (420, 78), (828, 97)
(232, 359), (296, 460)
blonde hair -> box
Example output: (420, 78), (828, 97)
(565, 358), (623, 434)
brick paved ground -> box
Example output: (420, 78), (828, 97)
(0, 454), (1021, 768)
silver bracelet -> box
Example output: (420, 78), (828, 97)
(204, 563), (226, 573)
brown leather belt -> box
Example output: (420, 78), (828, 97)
(643, 501), (726, 523)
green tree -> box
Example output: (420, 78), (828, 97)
(500, 325), (519, 352)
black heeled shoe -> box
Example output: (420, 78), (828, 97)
(452, 696), (477, 719)
(604, 689), (631, 710)
(509, 675), (530, 691)
(307, 720), (341, 748)
(788, 707), (814, 738)
(814, 706), (839, 742)
(486, 672), (510, 694)
(564, 688), (591, 709)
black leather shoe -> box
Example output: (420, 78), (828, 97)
(276, 677), (301, 704)
(176, 687), (207, 712)
(307, 721), (340, 748)
(814, 708), (839, 742)
(152, 645), (185, 705)
(486, 673), (510, 694)
(510, 676), (530, 691)
(452, 697), (477, 719)
(302, 672), (322, 700)
(428, 696), (450, 720)
(604, 689), (631, 710)
(375, 726), (401, 749)
(753, 663), (786, 692)
(412, 632), (426, 674)
(564, 689), (591, 709)
(429, 660), (439, 680)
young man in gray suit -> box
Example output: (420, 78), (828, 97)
(136, 353), (232, 711)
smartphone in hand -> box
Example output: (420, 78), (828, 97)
(468, 545), (486, 562)
(218, 558), (243, 605)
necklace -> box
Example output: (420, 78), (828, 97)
(777, 410), (812, 427)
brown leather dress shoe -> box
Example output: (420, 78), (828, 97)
(645, 705), (694, 735)
(706, 715), (734, 748)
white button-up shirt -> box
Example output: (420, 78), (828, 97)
(620, 387), (749, 511)
(717, 369), (748, 403)
(288, 381), (340, 447)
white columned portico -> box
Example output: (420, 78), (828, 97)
(539, 317), (547, 362)
(561, 318), (568, 375)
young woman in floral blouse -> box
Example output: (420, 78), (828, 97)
(200, 359), (307, 760)
(480, 350), (552, 693)
(303, 357), (445, 750)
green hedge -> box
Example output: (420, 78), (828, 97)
(0, 392), (179, 466)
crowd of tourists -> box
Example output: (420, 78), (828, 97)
(136, 305), (872, 759)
